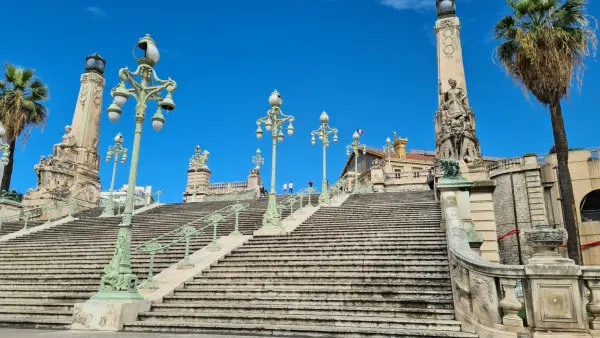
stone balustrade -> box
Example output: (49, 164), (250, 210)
(208, 181), (249, 195)
(442, 189), (594, 338)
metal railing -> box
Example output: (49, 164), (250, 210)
(327, 176), (349, 200)
(0, 199), (76, 231)
(135, 202), (249, 289)
(354, 180), (373, 194)
(204, 189), (257, 202)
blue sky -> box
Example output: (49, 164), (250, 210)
(2, 0), (599, 202)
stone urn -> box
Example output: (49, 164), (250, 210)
(524, 225), (566, 259)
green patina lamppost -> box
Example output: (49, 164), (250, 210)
(255, 90), (295, 229)
(310, 111), (338, 205)
(252, 148), (264, 170)
(94, 34), (177, 300)
(101, 133), (128, 217)
(346, 131), (367, 194)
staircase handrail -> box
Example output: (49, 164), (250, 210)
(327, 176), (349, 197)
(135, 202), (249, 289)
(0, 199), (75, 231)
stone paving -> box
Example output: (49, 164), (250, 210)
(0, 328), (276, 338)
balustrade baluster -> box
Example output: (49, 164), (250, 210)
(587, 280), (600, 329)
(499, 278), (524, 327)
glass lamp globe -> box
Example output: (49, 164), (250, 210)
(439, 0), (454, 11)
(268, 90), (282, 107)
(137, 34), (160, 64)
(287, 124), (294, 136)
(152, 120), (164, 131)
(320, 111), (329, 124)
(108, 111), (121, 123)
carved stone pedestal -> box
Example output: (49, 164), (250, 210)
(524, 226), (590, 337)
(370, 160), (385, 193)
(22, 56), (105, 217)
(0, 199), (23, 218)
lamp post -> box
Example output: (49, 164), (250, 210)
(101, 133), (128, 217)
(255, 90), (295, 229)
(310, 111), (338, 205)
(346, 131), (367, 194)
(95, 34), (177, 300)
(383, 136), (394, 173)
(189, 145), (209, 202)
(252, 148), (264, 170)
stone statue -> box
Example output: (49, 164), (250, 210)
(53, 125), (76, 159)
(436, 78), (482, 165)
(439, 158), (461, 179)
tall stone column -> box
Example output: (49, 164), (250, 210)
(22, 54), (106, 216)
(433, 1), (499, 262)
(183, 146), (211, 203)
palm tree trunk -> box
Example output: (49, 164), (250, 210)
(550, 98), (582, 265)
(0, 139), (16, 192)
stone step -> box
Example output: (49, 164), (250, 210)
(239, 240), (448, 249)
(184, 281), (452, 291)
(123, 320), (477, 337)
(192, 276), (450, 285)
(233, 246), (448, 254)
(0, 309), (72, 320)
(0, 315), (71, 330)
(0, 300), (75, 311)
(162, 293), (454, 308)
(135, 311), (463, 331)
(205, 266), (449, 273)
(173, 287), (453, 298)
(149, 302), (457, 320)
(224, 250), (448, 258)
(221, 255), (449, 262)
(215, 260), (450, 267)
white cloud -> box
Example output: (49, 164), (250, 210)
(378, 0), (435, 11)
(84, 6), (107, 19)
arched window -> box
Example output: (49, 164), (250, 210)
(581, 190), (600, 222)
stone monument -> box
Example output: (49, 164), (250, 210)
(183, 145), (211, 203)
(433, 0), (500, 262)
(22, 54), (106, 216)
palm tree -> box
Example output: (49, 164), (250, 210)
(494, 0), (596, 264)
(0, 64), (49, 192)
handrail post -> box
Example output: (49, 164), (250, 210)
(23, 213), (29, 230)
(231, 207), (241, 236)
(178, 235), (193, 268)
(139, 252), (158, 290)
(308, 189), (313, 207)
(289, 198), (295, 220)
(209, 220), (221, 251)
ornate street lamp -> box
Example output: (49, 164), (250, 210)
(252, 148), (264, 170)
(346, 131), (367, 194)
(0, 122), (10, 166)
(189, 145), (209, 202)
(101, 133), (128, 217)
(255, 90), (294, 229)
(310, 111), (338, 205)
(95, 34), (177, 300)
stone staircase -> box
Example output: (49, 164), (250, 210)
(124, 191), (476, 337)
(0, 198), (287, 329)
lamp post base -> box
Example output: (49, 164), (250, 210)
(100, 196), (116, 218)
(91, 290), (144, 301)
(319, 181), (330, 205)
(261, 193), (281, 228)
